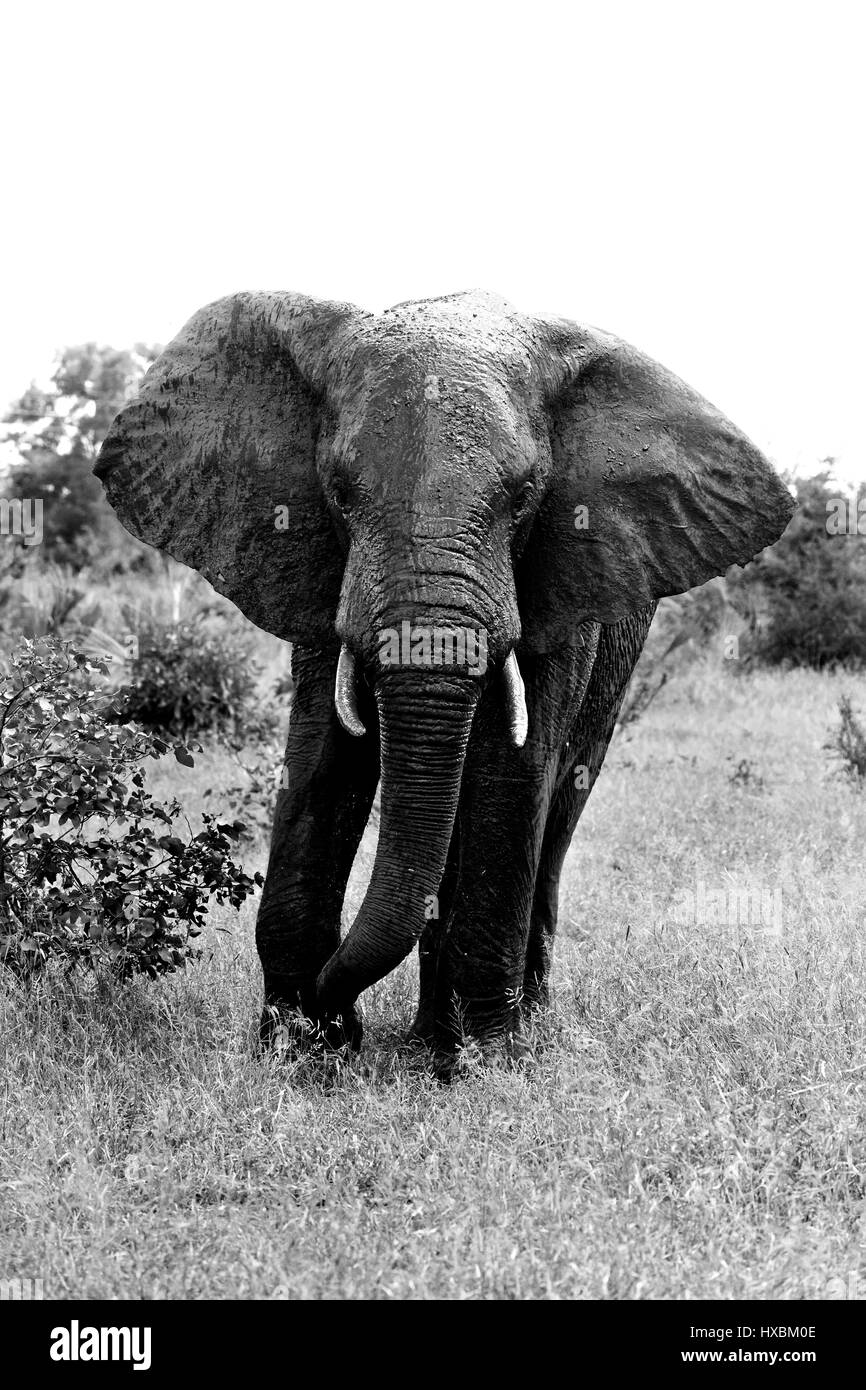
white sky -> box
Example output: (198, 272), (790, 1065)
(1, 0), (862, 480)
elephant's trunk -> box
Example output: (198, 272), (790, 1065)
(316, 668), (481, 1020)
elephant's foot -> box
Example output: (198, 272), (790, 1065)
(259, 1005), (363, 1055)
(519, 977), (551, 1019)
(406, 1001), (436, 1047)
(259, 973), (363, 1056)
(430, 1029), (533, 1080)
(429, 993), (533, 1078)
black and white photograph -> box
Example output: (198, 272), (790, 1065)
(0, 0), (863, 1342)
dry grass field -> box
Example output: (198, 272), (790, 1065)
(2, 657), (865, 1299)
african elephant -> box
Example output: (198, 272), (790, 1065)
(95, 290), (793, 1064)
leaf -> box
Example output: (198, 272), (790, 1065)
(173, 744), (195, 767)
(157, 834), (186, 857)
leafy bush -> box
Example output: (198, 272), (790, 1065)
(205, 742), (283, 846)
(824, 694), (866, 785)
(730, 471), (866, 669)
(114, 617), (279, 746)
(0, 638), (261, 977)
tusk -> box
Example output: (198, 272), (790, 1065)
(335, 644), (366, 737)
(503, 650), (528, 747)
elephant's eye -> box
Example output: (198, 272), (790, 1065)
(511, 481), (535, 517)
(331, 477), (352, 514)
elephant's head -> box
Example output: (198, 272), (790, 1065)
(95, 289), (794, 1020)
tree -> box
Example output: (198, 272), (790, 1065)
(1, 343), (160, 570)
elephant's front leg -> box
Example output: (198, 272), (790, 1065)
(432, 681), (557, 1061)
(433, 744), (552, 1062)
(256, 645), (380, 1048)
(431, 639), (603, 1064)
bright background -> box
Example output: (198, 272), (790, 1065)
(1, 0), (862, 478)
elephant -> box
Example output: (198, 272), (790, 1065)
(94, 289), (794, 1065)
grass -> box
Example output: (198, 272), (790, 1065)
(2, 658), (866, 1299)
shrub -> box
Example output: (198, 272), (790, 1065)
(730, 471), (866, 669)
(206, 742), (284, 846)
(824, 694), (866, 785)
(0, 558), (101, 641)
(0, 637), (262, 977)
(114, 617), (279, 746)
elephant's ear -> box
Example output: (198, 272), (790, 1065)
(95, 291), (363, 646)
(518, 318), (795, 651)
